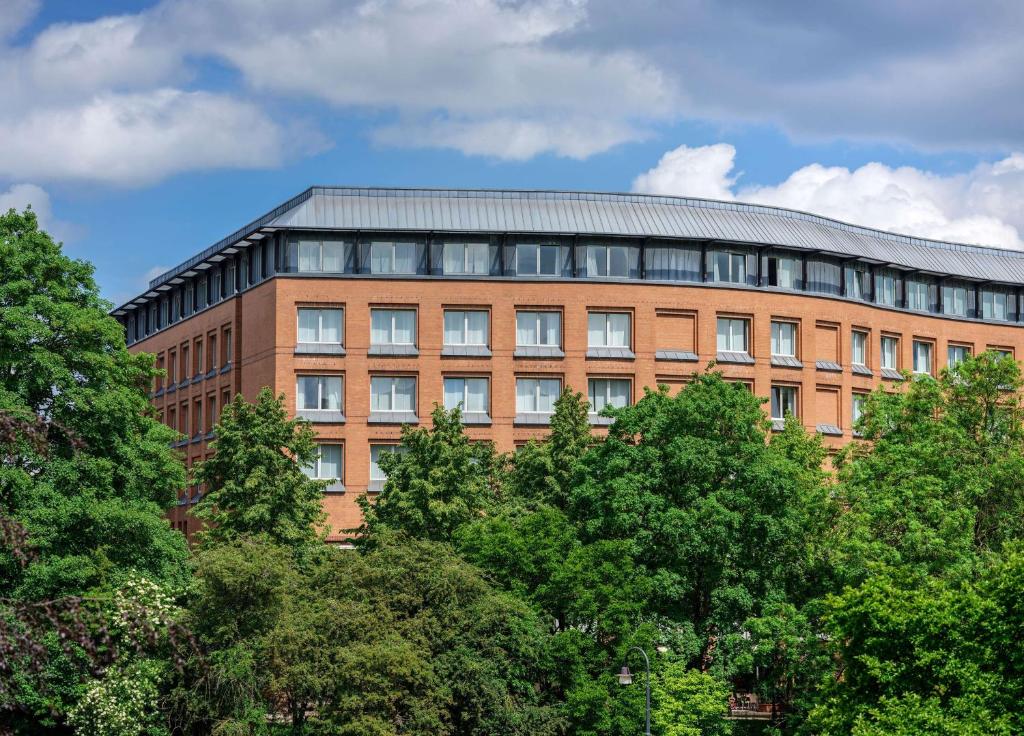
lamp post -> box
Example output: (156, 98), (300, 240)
(617, 646), (651, 736)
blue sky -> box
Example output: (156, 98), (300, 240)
(2, 0), (1023, 305)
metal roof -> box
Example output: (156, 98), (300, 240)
(146, 186), (1024, 292)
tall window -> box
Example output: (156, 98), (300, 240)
(852, 331), (868, 366)
(586, 245), (631, 278)
(942, 284), (967, 316)
(767, 254), (800, 288)
(770, 321), (797, 357)
(845, 264), (868, 300)
(296, 239), (347, 272)
(912, 340), (933, 375)
(370, 241), (417, 274)
(713, 251), (746, 283)
(194, 340), (203, 377)
(181, 346), (189, 380)
(370, 444), (405, 487)
(223, 328), (233, 364)
(370, 309), (416, 346)
(304, 444), (342, 482)
(588, 378), (631, 413)
(982, 289), (1009, 321)
(588, 313), (630, 349)
(516, 311), (561, 348)
(881, 336), (899, 371)
(370, 377), (416, 413)
(208, 335), (218, 371)
(516, 244), (560, 276)
(167, 350), (177, 384)
(852, 394), (867, 425)
(875, 269), (897, 306)
(948, 344), (970, 369)
(443, 242), (489, 275)
(770, 386), (797, 421)
(443, 377), (489, 414)
(906, 279), (929, 311)
(717, 317), (749, 353)
(516, 378), (560, 414)
(443, 310), (488, 347)
(296, 376), (343, 411)
(297, 308), (343, 345)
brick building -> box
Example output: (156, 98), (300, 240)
(116, 187), (1024, 540)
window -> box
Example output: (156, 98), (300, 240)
(852, 393), (867, 425)
(197, 276), (207, 309)
(304, 444), (343, 482)
(586, 245), (631, 278)
(516, 377), (561, 414)
(770, 385), (797, 420)
(443, 242), (489, 275)
(193, 400), (203, 437)
(194, 340), (203, 376)
(181, 346), (189, 380)
(443, 377), (489, 413)
(881, 336), (899, 371)
(717, 317), (749, 353)
(296, 376), (343, 411)
(296, 238), (348, 272)
(906, 279), (929, 311)
(443, 310), (488, 346)
(912, 340), (933, 375)
(852, 331), (868, 366)
(806, 258), (841, 295)
(948, 344), (970, 369)
(588, 313), (630, 349)
(297, 308), (343, 345)
(588, 378), (631, 413)
(370, 444), (406, 486)
(770, 321), (797, 357)
(370, 241), (417, 274)
(207, 395), (217, 430)
(982, 289), (1009, 321)
(875, 269), (897, 306)
(712, 251), (746, 284)
(942, 284), (967, 316)
(370, 309), (416, 346)
(516, 311), (561, 347)
(208, 335), (218, 371)
(370, 376), (416, 413)
(767, 254), (800, 289)
(167, 350), (177, 383)
(516, 243), (561, 276)
(845, 264), (869, 300)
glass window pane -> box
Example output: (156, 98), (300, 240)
(297, 376), (318, 410)
(319, 445), (341, 479)
(322, 310), (342, 344)
(393, 311), (415, 344)
(542, 312), (560, 346)
(588, 313), (605, 347)
(443, 378), (464, 410)
(516, 379), (535, 412)
(444, 311), (463, 345)
(609, 246), (628, 277)
(323, 377), (342, 410)
(298, 309), (318, 342)
(539, 245), (558, 275)
(587, 246), (606, 277)
(371, 377), (391, 411)
(608, 313), (629, 347)
(394, 377), (415, 410)
(465, 378), (487, 412)
(443, 243), (464, 274)
(468, 243), (488, 274)
(465, 311), (487, 345)
(717, 318), (728, 351)
(538, 379), (559, 412)
(371, 310), (390, 344)
(298, 241), (320, 272)
(517, 244), (537, 275)
(395, 243), (417, 273)
(371, 242), (391, 273)
(323, 242), (345, 272)
(516, 312), (536, 346)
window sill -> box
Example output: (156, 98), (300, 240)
(460, 412), (491, 425)
(515, 412), (553, 426)
(367, 345), (419, 357)
(368, 480), (385, 493)
(655, 350), (698, 362)
(166, 384), (177, 394)
(204, 368), (217, 380)
(153, 388), (165, 398)
(190, 375), (203, 385)
(368, 411), (419, 424)
(770, 419), (786, 432)
(815, 360), (843, 372)
(514, 347), (564, 359)
(441, 345), (492, 357)
(816, 423), (843, 436)
(586, 348), (635, 360)
(589, 414), (616, 426)
(296, 410), (346, 423)
(770, 355), (803, 368)
(852, 364), (873, 377)
(190, 434), (203, 444)
(716, 351), (755, 365)
(220, 362), (233, 374)
(177, 380), (190, 389)
(880, 367), (904, 381)
(321, 481), (346, 493)
(294, 343), (346, 356)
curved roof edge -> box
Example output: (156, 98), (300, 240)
(146, 186), (1024, 292)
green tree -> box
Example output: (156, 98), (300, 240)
(653, 664), (731, 736)
(0, 208), (188, 730)
(192, 388), (328, 548)
(357, 406), (500, 543)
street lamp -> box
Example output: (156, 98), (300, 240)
(617, 646), (651, 736)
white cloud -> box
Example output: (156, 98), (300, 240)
(0, 0), (39, 40)
(633, 143), (1024, 249)
(0, 183), (52, 226)
(0, 90), (286, 185)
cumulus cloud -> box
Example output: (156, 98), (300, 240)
(633, 144), (1024, 249)
(0, 183), (52, 226)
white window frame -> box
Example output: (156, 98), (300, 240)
(297, 308), (344, 345)
(912, 340), (934, 375)
(942, 285), (967, 316)
(852, 394), (867, 425)
(370, 376), (417, 413)
(370, 309), (417, 346)
(713, 251), (746, 284)
(770, 321), (797, 357)
(370, 241), (418, 275)
(851, 330), (868, 367)
(516, 311), (561, 348)
(443, 377), (490, 414)
(305, 443), (343, 481)
(876, 270), (897, 306)
(515, 377), (561, 414)
(369, 443), (406, 484)
(443, 310), (489, 347)
(586, 244), (631, 278)
(717, 317), (749, 353)
(770, 385), (798, 421)
(947, 344), (970, 369)
(443, 242), (490, 275)
(881, 336), (899, 370)
(906, 280), (929, 311)
(296, 375), (343, 412)
(588, 312), (631, 349)
(982, 289), (1009, 321)
(587, 377), (631, 414)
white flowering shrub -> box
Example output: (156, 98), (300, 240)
(111, 575), (179, 643)
(68, 660), (164, 736)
